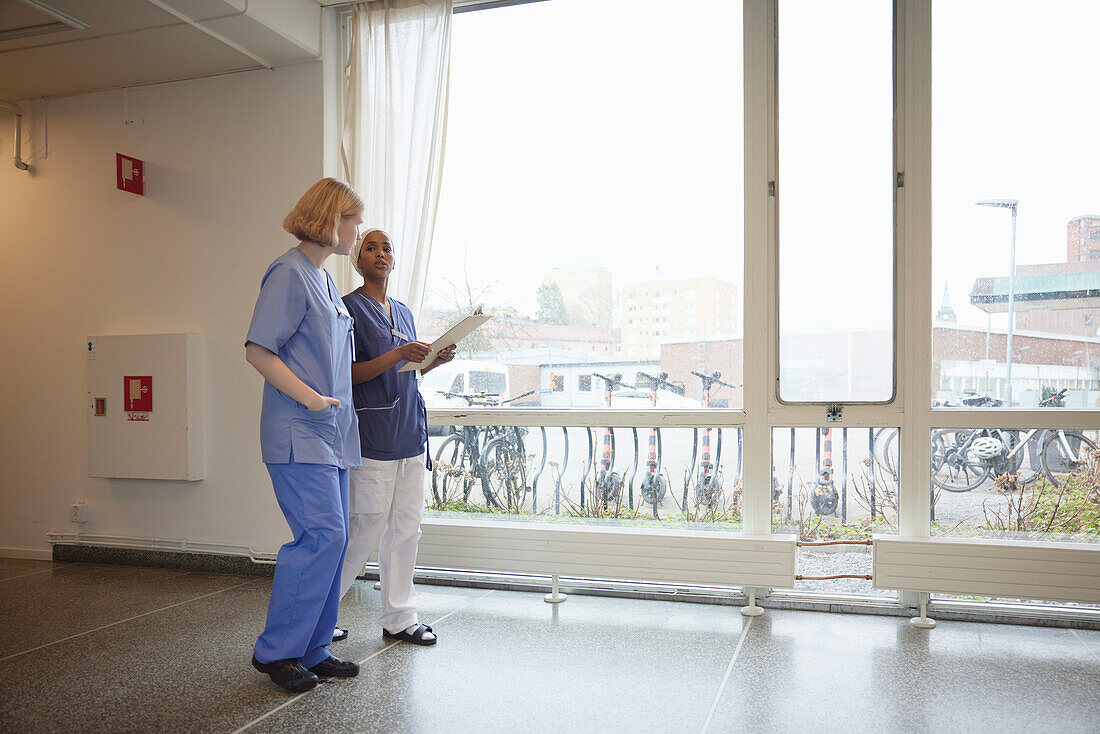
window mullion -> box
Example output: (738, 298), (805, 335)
(741, 0), (776, 535)
(897, 0), (933, 538)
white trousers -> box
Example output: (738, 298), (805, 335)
(340, 452), (425, 634)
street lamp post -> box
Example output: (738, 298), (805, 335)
(977, 199), (1019, 405)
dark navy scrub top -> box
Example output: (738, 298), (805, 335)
(246, 247), (359, 468)
(342, 290), (428, 461)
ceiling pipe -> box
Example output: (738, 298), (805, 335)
(0, 100), (30, 171)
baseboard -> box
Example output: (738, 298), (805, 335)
(0, 546), (53, 560)
(51, 544), (275, 577)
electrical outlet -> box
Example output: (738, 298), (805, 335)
(71, 502), (89, 524)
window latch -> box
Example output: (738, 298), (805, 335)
(826, 404), (842, 422)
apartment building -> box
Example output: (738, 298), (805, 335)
(621, 278), (739, 360)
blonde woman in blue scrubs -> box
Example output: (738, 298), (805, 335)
(335, 228), (455, 646)
(244, 178), (364, 693)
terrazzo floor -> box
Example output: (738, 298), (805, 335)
(1, 557), (1097, 733)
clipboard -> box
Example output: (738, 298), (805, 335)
(398, 311), (492, 372)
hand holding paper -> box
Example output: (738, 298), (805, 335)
(429, 344), (458, 370)
(398, 311), (492, 372)
(397, 341), (432, 365)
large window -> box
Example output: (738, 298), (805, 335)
(931, 1), (1100, 410)
(421, 0), (744, 412)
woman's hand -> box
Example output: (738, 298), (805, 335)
(397, 341), (431, 364)
(247, 342), (340, 411)
(429, 345), (456, 369)
(423, 344), (456, 375)
(308, 395), (341, 411)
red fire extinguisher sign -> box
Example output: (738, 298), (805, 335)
(124, 376), (152, 413)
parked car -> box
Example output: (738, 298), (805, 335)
(421, 360), (510, 435)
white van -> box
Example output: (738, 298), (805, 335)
(420, 360), (510, 434)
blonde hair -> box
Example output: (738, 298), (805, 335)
(282, 178), (364, 247)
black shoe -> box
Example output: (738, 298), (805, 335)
(332, 626), (348, 643)
(308, 655), (360, 678)
(251, 656), (318, 693)
(383, 624), (437, 646)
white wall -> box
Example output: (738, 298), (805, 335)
(0, 62), (328, 558)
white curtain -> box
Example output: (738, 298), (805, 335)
(340, 0), (451, 319)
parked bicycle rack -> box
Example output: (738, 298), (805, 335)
(426, 376), (757, 517)
(427, 407), (913, 525)
(429, 421), (746, 517)
(777, 427), (897, 522)
(530, 426), (548, 513)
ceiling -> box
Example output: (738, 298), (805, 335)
(0, 0), (325, 101)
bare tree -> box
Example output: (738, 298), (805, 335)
(437, 256), (503, 358)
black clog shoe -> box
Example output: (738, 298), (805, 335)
(307, 655), (360, 678)
(251, 656), (319, 693)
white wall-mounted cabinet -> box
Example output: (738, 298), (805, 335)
(87, 333), (204, 481)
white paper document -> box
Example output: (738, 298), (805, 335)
(398, 311), (492, 372)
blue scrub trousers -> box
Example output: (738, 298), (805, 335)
(253, 460), (349, 669)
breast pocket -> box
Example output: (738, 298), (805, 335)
(337, 309), (354, 350)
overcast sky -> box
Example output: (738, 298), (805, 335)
(424, 0), (1099, 342)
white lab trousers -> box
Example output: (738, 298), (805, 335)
(340, 452), (425, 634)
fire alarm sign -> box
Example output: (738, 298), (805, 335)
(116, 153), (145, 196)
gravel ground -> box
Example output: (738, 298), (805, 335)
(794, 548), (883, 596)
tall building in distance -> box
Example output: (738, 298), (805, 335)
(1068, 215), (1100, 263)
(1008, 216), (1100, 338)
(621, 277), (740, 361)
(542, 261), (613, 328)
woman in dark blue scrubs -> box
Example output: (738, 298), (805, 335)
(337, 228), (455, 646)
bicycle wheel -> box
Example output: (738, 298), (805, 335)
(431, 434), (474, 506)
(873, 427), (900, 481)
(930, 429), (991, 492)
(481, 437), (528, 511)
(1040, 431), (1098, 487)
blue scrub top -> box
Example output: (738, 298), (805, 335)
(342, 290), (427, 461)
(246, 247), (360, 469)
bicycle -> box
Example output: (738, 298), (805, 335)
(873, 397), (1005, 482)
(429, 390), (535, 511)
(930, 391), (1097, 491)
